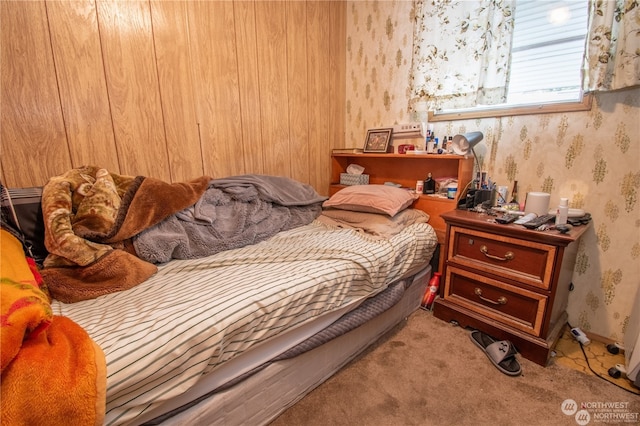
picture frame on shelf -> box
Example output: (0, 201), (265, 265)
(363, 128), (393, 153)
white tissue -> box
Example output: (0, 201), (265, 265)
(346, 164), (365, 175)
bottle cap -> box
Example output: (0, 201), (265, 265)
(560, 197), (568, 207)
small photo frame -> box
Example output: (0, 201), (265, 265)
(363, 128), (393, 153)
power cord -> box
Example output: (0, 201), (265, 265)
(566, 322), (640, 395)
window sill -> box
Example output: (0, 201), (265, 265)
(427, 93), (593, 122)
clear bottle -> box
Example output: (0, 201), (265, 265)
(510, 180), (519, 204)
(556, 197), (569, 225)
(423, 173), (436, 194)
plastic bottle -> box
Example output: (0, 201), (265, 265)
(421, 272), (442, 309)
(426, 136), (435, 153)
(423, 173), (436, 194)
(510, 180), (519, 204)
(556, 197), (569, 225)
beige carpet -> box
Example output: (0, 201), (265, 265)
(270, 309), (640, 426)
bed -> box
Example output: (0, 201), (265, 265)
(1, 169), (438, 426)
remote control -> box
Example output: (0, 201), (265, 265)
(514, 212), (537, 225)
(495, 213), (519, 224)
(567, 217), (581, 226)
(567, 213), (592, 226)
(522, 213), (556, 229)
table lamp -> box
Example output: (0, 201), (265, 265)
(451, 131), (484, 156)
(451, 131), (486, 204)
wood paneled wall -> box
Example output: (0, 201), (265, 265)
(1, 0), (346, 194)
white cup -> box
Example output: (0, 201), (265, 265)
(524, 192), (551, 216)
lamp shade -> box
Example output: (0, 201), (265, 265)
(451, 131), (484, 155)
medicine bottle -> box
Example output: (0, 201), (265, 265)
(423, 173), (436, 194)
(556, 197), (569, 225)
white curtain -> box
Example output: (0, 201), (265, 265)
(583, 0), (640, 91)
(409, 0), (516, 112)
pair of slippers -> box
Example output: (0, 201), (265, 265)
(470, 330), (522, 376)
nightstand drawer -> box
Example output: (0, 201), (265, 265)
(443, 266), (547, 336)
(447, 226), (557, 290)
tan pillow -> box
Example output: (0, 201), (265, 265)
(323, 185), (418, 217)
(319, 209), (430, 238)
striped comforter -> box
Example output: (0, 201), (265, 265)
(52, 219), (437, 425)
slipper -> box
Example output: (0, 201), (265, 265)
(470, 330), (522, 376)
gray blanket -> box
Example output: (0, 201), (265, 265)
(133, 174), (327, 263)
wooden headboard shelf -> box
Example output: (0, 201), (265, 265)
(329, 152), (474, 245)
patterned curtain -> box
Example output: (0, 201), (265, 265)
(583, 0), (640, 91)
(409, 0), (516, 112)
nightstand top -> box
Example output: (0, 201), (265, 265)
(441, 209), (590, 246)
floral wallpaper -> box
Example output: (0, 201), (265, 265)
(345, 0), (639, 341)
(345, 0), (417, 145)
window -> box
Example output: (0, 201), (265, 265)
(508, 0), (588, 104)
(429, 0), (592, 121)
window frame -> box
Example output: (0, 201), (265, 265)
(426, 0), (592, 122)
(427, 93), (593, 122)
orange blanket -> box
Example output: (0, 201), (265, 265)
(0, 229), (106, 425)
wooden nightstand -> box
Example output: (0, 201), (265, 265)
(433, 209), (590, 366)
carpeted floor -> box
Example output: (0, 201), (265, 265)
(270, 309), (640, 426)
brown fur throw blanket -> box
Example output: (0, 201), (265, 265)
(40, 166), (210, 303)
(40, 167), (326, 303)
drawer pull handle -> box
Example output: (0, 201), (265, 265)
(474, 288), (507, 305)
(480, 245), (514, 261)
